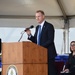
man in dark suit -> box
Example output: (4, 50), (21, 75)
(26, 10), (58, 75)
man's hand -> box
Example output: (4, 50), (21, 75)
(25, 29), (31, 36)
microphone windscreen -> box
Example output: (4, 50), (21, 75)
(25, 25), (34, 31)
(30, 25), (34, 28)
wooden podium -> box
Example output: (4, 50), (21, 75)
(2, 41), (48, 75)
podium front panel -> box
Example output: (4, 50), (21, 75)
(2, 64), (48, 75)
(2, 42), (47, 64)
(2, 42), (48, 75)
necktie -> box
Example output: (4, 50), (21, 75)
(37, 25), (41, 45)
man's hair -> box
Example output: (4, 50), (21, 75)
(36, 10), (45, 15)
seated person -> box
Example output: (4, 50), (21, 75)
(61, 41), (75, 75)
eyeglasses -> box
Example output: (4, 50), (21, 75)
(71, 44), (75, 46)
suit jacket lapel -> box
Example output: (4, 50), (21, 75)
(41, 21), (46, 34)
(36, 21), (47, 40)
(40, 21), (46, 39)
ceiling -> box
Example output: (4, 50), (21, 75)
(0, 0), (75, 28)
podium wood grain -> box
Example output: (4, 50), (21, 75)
(2, 42), (48, 75)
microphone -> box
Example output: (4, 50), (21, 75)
(18, 25), (34, 42)
(25, 25), (34, 32)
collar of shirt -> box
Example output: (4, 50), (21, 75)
(39, 20), (45, 29)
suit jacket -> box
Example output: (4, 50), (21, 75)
(28, 21), (57, 59)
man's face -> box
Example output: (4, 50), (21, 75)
(35, 12), (45, 24)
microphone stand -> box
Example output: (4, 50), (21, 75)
(18, 31), (24, 42)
